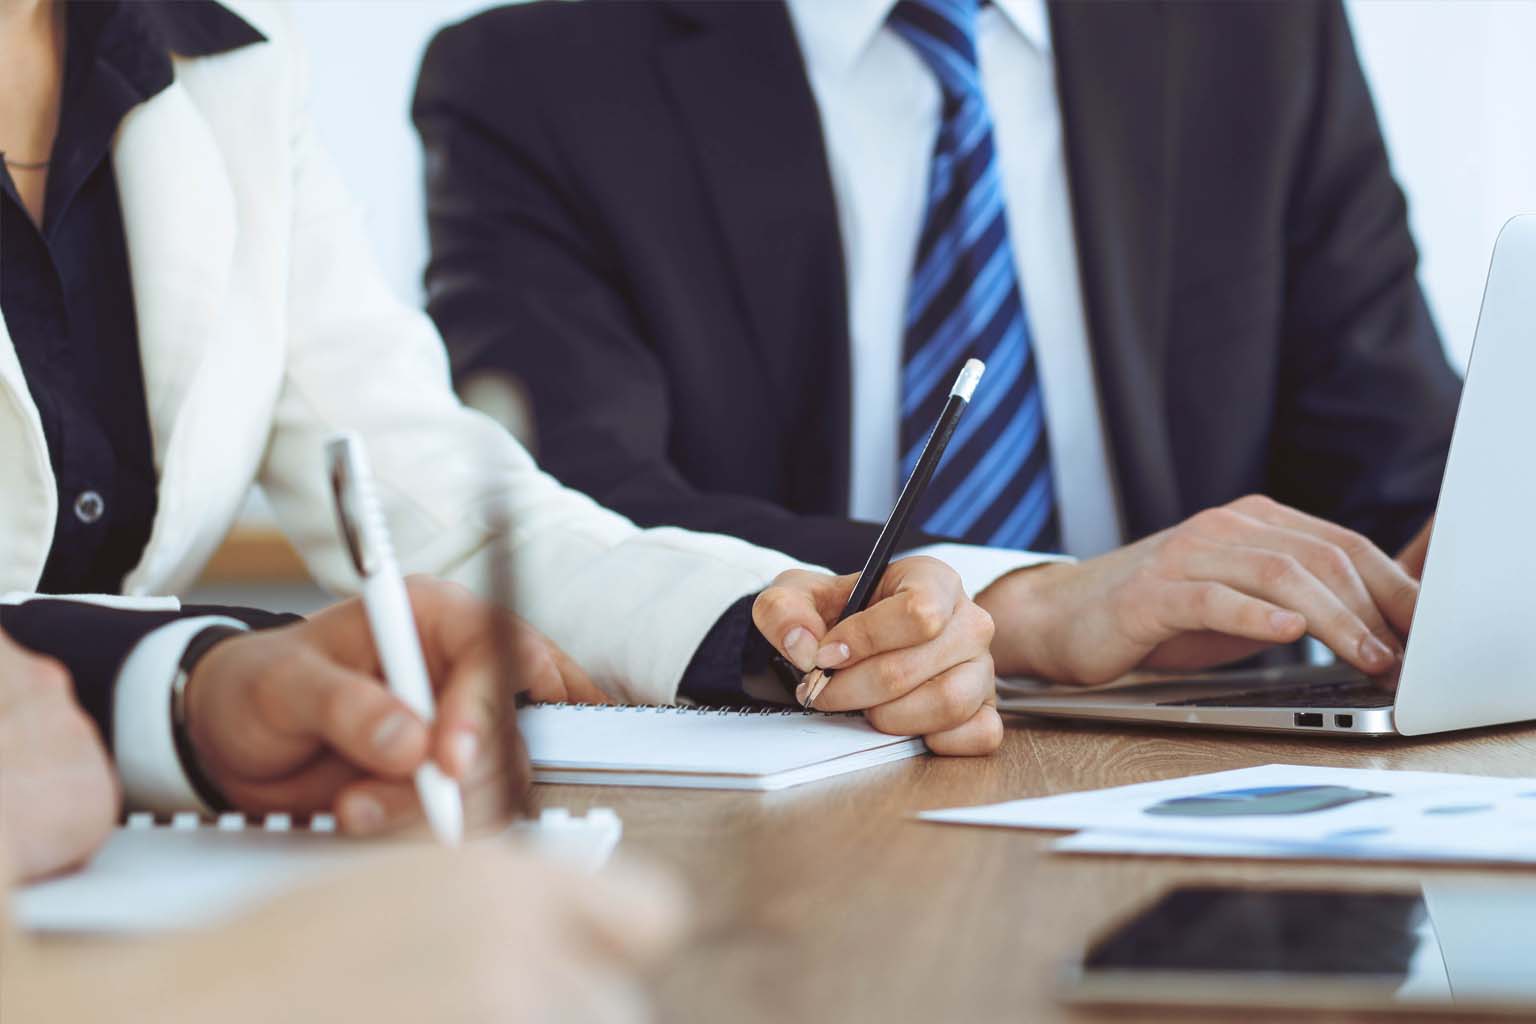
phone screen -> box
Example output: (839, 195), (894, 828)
(1070, 883), (1536, 1014)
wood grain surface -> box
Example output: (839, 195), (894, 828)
(544, 715), (1536, 1024)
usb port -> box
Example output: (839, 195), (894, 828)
(1293, 713), (1324, 728)
(1335, 714), (1354, 729)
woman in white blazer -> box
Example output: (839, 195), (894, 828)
(0, 0), (1004, 826)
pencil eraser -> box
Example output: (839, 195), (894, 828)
(951, 359), (986, 401)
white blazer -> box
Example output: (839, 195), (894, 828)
(0, 2), (806, 704)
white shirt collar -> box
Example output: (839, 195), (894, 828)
(785, 0), (1052, 78)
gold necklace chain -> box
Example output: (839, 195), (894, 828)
(0, 153), (51, 171)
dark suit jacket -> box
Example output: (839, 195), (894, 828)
(414, 0), (1461, 574)
(1, 602), (297, 750)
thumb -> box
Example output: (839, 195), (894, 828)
(261, 662), (430, 780)
(752, 570), (856, 673)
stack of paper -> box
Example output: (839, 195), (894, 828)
(920, 764), (1536, 865)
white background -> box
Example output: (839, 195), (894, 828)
(291, 0), (1536, 372)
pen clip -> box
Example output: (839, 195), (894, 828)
(326, 434), (380, 580)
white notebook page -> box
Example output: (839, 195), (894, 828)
(520, 704), (926, 784)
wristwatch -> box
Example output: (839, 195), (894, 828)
(169, 625), (245, 813)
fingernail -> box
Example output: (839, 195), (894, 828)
(815, 642), (851, 669)
(794, 681), (809, 706)
(1360, 636), (1396, 670)
(372, 712), (412, 755)
(783, 627), (816, 672)
(451, 731), (478, 774)
(345, 794), (384, 834)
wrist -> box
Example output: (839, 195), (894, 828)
(977, 562), (1077, 680)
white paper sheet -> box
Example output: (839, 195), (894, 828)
(921, 764), (1536, 865)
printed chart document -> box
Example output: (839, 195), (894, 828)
(521, 704), (926, 790)
(920, 764), (1536, 866)
(16, 808), (621, 935)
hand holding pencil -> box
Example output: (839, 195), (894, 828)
(750, 361), (1003, 757)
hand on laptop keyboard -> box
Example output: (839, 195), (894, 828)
(979, 495), (1423, 685)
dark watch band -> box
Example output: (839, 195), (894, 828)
(169, 625), (245, 814)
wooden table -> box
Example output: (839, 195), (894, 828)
(542, 717), (1536, 1024)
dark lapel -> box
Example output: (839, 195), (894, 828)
(655, 1), (854, 500)
(1050, 0), (1179, 540)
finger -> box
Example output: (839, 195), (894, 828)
(1179, 542), (1399, 674)
(1146, 580), (1309, 647)
(809, 601), (993, 711)
(1215, 519), (1397, 652)
(547, 642), (609, 704)
(863, 657), (994, 739)
(1397, 518), (1434, 581)
(752, 571), (855, 672)
(255, 660), (429, 779)
(814, 561), (964, 671)
(334, 778), (426, 838)
(433, 657), (495, 780)
(219, 756), (366, 815)
(918, 701), (1006, 757)
(1230, 496), (1420, 637)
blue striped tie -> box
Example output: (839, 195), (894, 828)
(892, 0), (1060, 551)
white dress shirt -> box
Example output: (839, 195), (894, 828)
(786, 0), (1124, 563)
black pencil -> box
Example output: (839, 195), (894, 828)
(800, 358), (986, 708)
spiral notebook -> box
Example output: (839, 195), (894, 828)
(520, 704), (927, 790)
(15, 808), (621, 935)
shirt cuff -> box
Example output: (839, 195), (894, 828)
(675, 593), (793, 706)
(897, 543), (1073, 600)
(113, 616), (250, 815)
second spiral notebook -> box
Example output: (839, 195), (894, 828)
(520, 704), (927, 791)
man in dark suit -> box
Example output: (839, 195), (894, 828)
(415, 0), (1459, 685)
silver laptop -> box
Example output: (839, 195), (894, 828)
(1002, 215), (1536, 738)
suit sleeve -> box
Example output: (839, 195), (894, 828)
(1268, 1), (1461, 553)
(251, 13), (809, 705)
(410, 24), (931, 575)
(0, 600), (295, 747)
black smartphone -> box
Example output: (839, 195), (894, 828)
(1061, 883), (1536, 1016)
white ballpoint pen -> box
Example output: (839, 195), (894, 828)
(326, 433), (464, 846)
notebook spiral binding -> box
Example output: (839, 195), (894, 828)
(530, 701), (852, 718)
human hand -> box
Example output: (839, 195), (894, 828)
(753, 557), (1000, 755)
(208, 848), (687, 1024)
(184, 577), (608, 836)
(2, 846), (688, 1024)
(0, 631), (119, 883)
(979, 495), (1419, 685)
(1397, 517), (1434, 580)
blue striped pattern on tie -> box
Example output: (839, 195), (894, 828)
(892, 0), (1059, 551)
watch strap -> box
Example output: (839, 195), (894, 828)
(170, 625), (245, 813)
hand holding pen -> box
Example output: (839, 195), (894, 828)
(179, 576), (608, 837)
(747, 362), (1004, 756)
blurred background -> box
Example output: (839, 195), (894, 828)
(194, 0), (1536, 611)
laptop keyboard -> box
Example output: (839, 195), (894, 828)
(1157, 679), (1395, 709)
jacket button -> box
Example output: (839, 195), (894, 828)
(74, 490), (105, 525)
